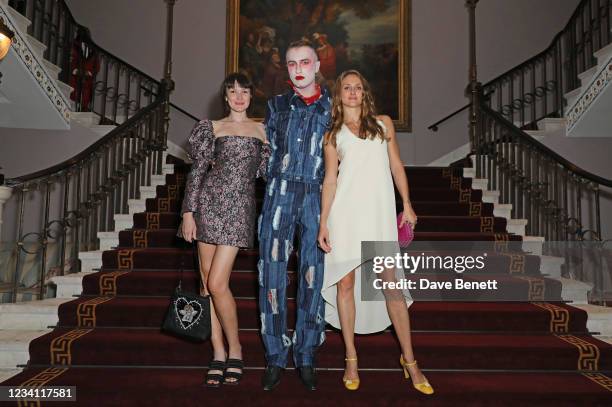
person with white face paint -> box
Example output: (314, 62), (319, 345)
(257, 39), (332, 391)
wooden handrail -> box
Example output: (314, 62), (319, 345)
(429, 0), (608, 130)
(6, 96), (165, 185)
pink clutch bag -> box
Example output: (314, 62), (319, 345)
(397, 211), (414, 247)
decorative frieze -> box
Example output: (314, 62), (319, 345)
(0, 6), (71, 124)
(566, 56), (612, 131)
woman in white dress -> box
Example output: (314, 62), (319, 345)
(317, 70), (433, 394)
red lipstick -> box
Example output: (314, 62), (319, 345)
(295, 75), (305, 80)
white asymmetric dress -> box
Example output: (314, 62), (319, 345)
(321, 122), (413, 334)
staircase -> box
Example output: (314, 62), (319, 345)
(529, 36), (612, 140)
(1, 0), (611, 403)
(0, 0), (71, 129)
(482, 0), (612, 140)
(1, 157), (612, 405)
(0, 0), (169, 300)
(0, 0), (176, 386)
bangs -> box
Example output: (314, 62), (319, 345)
(223, 72), (253, 92)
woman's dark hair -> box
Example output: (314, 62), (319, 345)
(221, 72), (254, 115)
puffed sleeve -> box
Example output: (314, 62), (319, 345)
(180, 120), (215, 215)
(256, 143), (272, 179)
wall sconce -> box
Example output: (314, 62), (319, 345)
(0, 19), (14, 60)
(0, 18), (15, 84)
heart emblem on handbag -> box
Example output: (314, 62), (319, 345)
(174, 297), (203, 330)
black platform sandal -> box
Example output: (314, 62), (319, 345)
(205, 360), (226, 388)
(223, 358), (244, 385)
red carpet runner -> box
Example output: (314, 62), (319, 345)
(2, 156), (612, 406)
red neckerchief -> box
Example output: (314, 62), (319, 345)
(287, 81), (321, 105)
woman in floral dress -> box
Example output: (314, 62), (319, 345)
(179, 73), (271, 387)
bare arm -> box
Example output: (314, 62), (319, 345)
(317, 137), (339, 252)
(380, 115), (417, 227)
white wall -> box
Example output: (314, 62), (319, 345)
(0, 121), (105, 178)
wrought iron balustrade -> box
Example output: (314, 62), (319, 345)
(3, 96), (167, 302)
(7, 0), (160, 125)
(431, 0), (612, 131)
(473, 100), (612, 241)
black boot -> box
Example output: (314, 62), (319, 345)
(297, 366), (317, 391)
(262, 365), (282, 391)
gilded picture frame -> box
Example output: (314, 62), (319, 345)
(226, 0), (412, 131)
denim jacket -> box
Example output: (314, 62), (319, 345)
(264, 87), (332, 184)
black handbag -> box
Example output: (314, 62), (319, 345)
(162, 253), (211, 342)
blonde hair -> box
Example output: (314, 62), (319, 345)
(325, 70), (386, 147)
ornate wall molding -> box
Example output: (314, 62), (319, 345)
(566, 56), (612, 131)
(0, 5), (71, 124)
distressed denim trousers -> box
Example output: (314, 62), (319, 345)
(257, 178), (326, 368)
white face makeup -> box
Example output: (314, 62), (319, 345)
(340, 74), (364, 108)
(286, 46), (320, 89)
(226, 81), (251, 113)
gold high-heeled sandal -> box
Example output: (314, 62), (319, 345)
(343, 357), (360, 390)
(399, 355), (434, 395)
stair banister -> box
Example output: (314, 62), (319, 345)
(0, 0), (178, 303)
(431, 0), (612, 131)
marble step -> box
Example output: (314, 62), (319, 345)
(507, 218), (528, 236)
(0, 330), (49, 369)
(41, 59), (62, 81)
(558, 277), (593, 304)
(56, 80), (73, 100)
(538, 255), (564, 278)
(162, 163), (175, 175)
(151, 174), (167, 187)
(537, 117), (566, 132)
(492, 204), (513, 221)
(49, 272), (88, 299)
(70, 112), (101, 127)
(25, 33), (46, 61)
(564, 87), (582, 108)
(6, 5), (31, 33)
(0, 368), (22, 383)
(114, 214), (134, 231)
(458, 169), (517, 222)
(469, 178), (488, 191)
(97, 231), (119, 251)
(481, 190), (500, 204)
(0, 298), (71, 330)
(139, 186), (158, 200)
(463, 167), (476, 178)
(594, 42), (612, 66)
(573, 303), (612, 336)
(578, 65), (598, 88)
(128, 199), (146, 215)
(522, 236), (545, 256)
(78, 250), (104, 273)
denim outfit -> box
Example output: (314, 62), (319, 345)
(258, 87), (331, 368)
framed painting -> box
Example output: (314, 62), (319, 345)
(226, 0), (412, 131)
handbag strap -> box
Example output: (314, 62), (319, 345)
(176, 255), (184, 292)
(176, 243), (200, 293)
